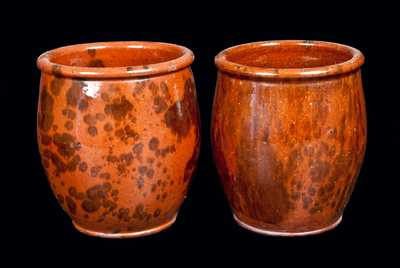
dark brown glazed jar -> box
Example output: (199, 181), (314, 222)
(212, 40), (366, 236)
(37, 42), (200, 238)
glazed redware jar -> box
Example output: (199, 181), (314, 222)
(37, 42), (200, 238)
(212, 40), (366, 236)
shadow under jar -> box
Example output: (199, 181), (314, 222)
(212, 40), (366, 236)
(37, 42), (200, 238)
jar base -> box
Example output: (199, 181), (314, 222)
(72, 213), (177, 239)
(233, 214), (342, 237)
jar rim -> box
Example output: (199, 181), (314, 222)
(215, 40), (364, 79)
(37, 41), (194, 79)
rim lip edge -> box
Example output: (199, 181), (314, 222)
(37, 41), (194, 79)
(214, 40), (364, 79)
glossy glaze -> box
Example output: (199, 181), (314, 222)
(212, 40), (366, 235)
(37, 42), (200, 238)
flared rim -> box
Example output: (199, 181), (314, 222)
(37, 41), (194, 79)
(215, 40), (364, 79)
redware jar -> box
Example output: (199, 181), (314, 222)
(37, 41), (200, 238)
(212, 40), (366, 236)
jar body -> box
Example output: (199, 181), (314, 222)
(37, 67), (200, 237)
(211, 70), (366, 235)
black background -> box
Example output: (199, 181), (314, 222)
(2, 2), (398, 264)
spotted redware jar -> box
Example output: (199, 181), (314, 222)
(212, 40), (366, 236)
(37, 42), (200, 238)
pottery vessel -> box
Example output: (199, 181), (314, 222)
(212, 40), (366, 236)
(37, 41), (200, 238)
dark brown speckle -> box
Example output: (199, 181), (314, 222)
(66, 81), (86, 107)
(53, 132), (80, 159)
(104, 96), (133, 121)
(90, 166), (102, 177)
(38, 86), (54, 132)
(50, 77), (65, 96)
(62, 109), (76, 120)
(79, 162), (88, 172)
(66, 196), (77, 214)
(149, 137), (160, 151)
(104, 122), (113, 132)
(83, 114), (97, 126)
(88, 59), (105, 67)
(87, 48), (96, 57)
(64, 121), (73, 130)
(88, 126), (98, 136)
(153, 96), (168, 113)
(153, 208), (161, 217)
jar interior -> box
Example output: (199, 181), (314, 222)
(225, 43), (354, 69)
(49, 45), (184, 68)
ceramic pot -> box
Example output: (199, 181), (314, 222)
(37, 41), (200, 238)
(212, 40), (366, 236)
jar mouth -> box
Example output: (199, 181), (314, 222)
(215, 40), (364, 79)
(37, 41), (194, 79)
